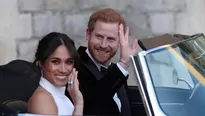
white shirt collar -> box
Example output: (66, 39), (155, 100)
(85, 48), (111, 71)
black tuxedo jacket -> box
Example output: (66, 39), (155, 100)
(75, 46), (132, 116)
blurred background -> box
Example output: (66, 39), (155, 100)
(0, 0), (205, 85)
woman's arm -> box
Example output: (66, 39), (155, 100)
(28, 90), (58, 115)
(67, 68), (84, 116)
(72, 105), (84, 115)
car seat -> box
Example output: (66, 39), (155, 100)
(0, 60), (40, 113)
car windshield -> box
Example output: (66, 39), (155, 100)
(144, 34), (205, 116)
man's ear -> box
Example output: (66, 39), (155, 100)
(86, 28), (91, 40)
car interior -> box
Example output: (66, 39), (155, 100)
(0, 60), (40, 115)
(0, 33), (195, 116)
(0, 60), (147, 116)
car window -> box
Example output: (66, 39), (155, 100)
(145, 47), (194, 90)
(141, 35), (205, 116)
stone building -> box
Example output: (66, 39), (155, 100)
(0, 0), (205, 85)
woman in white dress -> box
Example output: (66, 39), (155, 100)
(28, 32), (83, 115)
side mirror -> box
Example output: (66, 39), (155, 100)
(173, 69), (178, 85)
(173, 69), (194, 89)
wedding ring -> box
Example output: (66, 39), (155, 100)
(68, 80), (73, 84)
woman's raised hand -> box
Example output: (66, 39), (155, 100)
(67, 68), (83, 115)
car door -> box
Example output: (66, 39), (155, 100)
(130, 48), (195, 116)
(130, 34), (205, 116)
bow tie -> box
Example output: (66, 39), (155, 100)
(100, 66), (107, 75)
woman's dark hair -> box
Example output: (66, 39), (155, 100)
(34, 32), (80, 68)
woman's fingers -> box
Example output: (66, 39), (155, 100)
(68, 68), (81, 98)
(74, 71), (79, 91)
(67, 68), (74, 90)
(70, 68), (76, 89)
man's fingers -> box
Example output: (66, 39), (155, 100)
(119, 24), (124, 43)
(125, 26), (129, 40)
(132, 39), (137, 55)
(132, 39), (137, 49)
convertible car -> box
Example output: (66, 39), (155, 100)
(132, 33), (205, 116)
(1, 33), (205, 116)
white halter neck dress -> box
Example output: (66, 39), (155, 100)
(39, 77), (74, 115)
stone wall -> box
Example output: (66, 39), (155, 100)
(1, 0), (205, 85)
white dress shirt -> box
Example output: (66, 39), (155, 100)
(85, 49), (129, 112)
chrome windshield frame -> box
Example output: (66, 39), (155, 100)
(131, 45), (171, 116)
(130, 55), (153, 116)
(138, 51), (167, 116)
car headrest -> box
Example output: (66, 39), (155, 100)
(0, 60), (35, 75)
(138, 34), (184, 50)
(3, 100), (28, 113)
(0, 60), (41, 104)
(0, 104), (18, 116)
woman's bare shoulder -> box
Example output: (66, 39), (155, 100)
(28, 87), (58, 115)
(29, 87), (53, 103)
